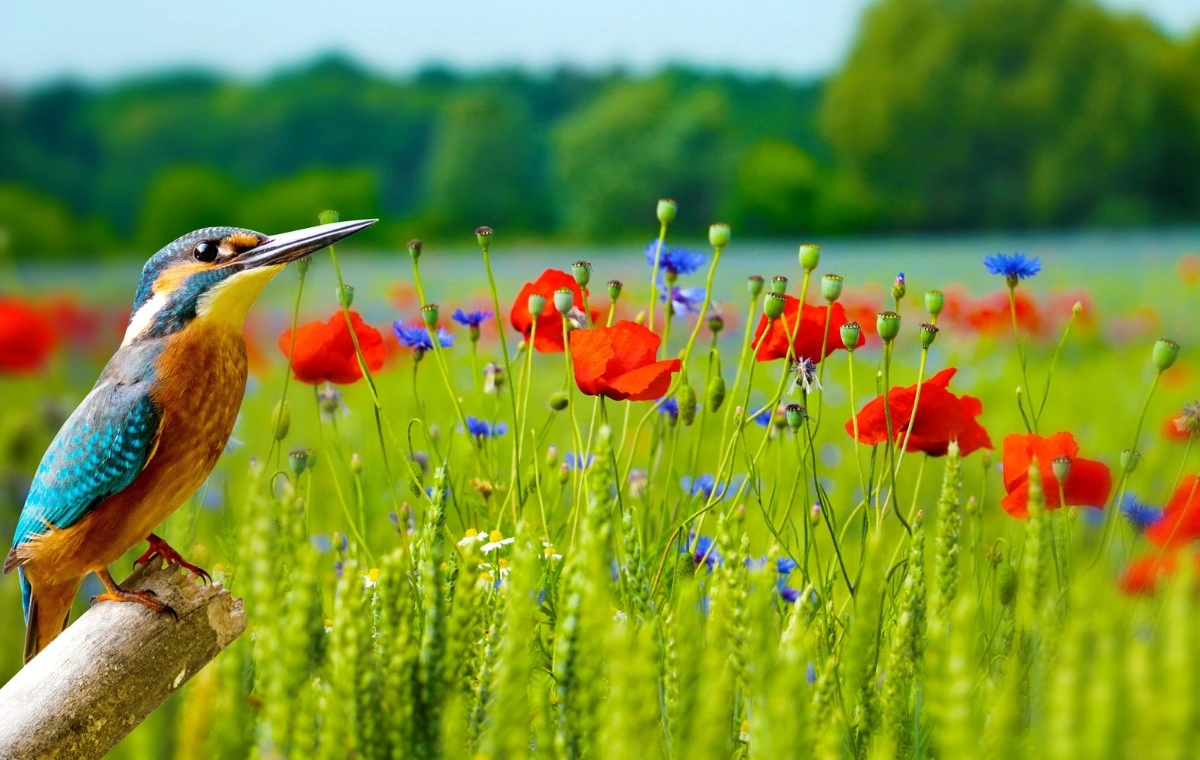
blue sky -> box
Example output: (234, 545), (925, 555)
(1, 0), (1196, 86)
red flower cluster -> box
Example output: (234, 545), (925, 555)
(511, 269), (591, 353)
(999, 432), (1112, 518)
(844, 367), (992, 457)
(0, 297), (57, 375)
(753, 296), (863, 362)
(1119, 552), (1200, 595)
(278, 310), (385, 385)
(1146, 476), (1200, 548)
(569, 321), (680, 401)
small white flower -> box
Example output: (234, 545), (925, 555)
(790, 358), (822, 396)
(481, 529), (515, 553)
(457, 528), (488, 547)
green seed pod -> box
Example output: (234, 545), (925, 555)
(528, 292), (547, 317)
(549, 391), (570, 411)
(337, 284), (355, 309)
(296, 255), (312, 276)
(475, 225), (494, 253)
(607, 279), (623, 300)
(996, 562), (1018, 606)
(553, 288), (574, 315)
(678, 384), (698, 426)
(305, 448), (318, 470)
(407, 238), (423, 261)
(785, 403), (806, 431)
(747, 275), (764, 299)
(877, 311), (901, 343)
(798, 243), (820, 272)
(925, 289), (944, 318)
(770, 275), (789, 295)
(707, 314), (724, 334)
(1153, 338), (1180, 371)
(821, 273), (843, 302)
(1121, 448), (1141, 474)
(840, 321), (861, 349)
(319, 209), (340, 225)
(271, 400), (291, 441)
(572, 260), (592, 288)
(422, 303), (439, 327)
(288, 448), (309, 475)
(707, 375), (726, 413)
(920, 322), (939, 349)
(763, 293), (786, 321)
(708, 222), (731, 249)
(657, 198), (678, 225)
(1051, 455), (1071, 482)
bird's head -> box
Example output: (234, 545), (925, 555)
(121, 219), (375, 346)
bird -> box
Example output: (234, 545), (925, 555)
(3, 218), (376, 663)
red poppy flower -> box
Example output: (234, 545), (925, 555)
(999, 432), (1113, 519)
(1119, 552), (1200, 595)
(844, 367), (992, 457)
(753, 297), (864, 362)
(511, 269), (587, 353)
(1146, 476), (1200, 548)
(0, 297), (57, 374)
(278, 310), (385, 385)
(966, 290), (1044, 338)
(569, 321), (681, 401)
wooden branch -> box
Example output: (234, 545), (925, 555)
(0, 562), (246, 760)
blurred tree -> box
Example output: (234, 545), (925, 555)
(0, 184), (79, 259)
(422, 89), (546, 234)
(731, 139), (821, 235)
(237, 168), (382, 239)
(552, 79), (732, 238)
(136, 166), (242, 250)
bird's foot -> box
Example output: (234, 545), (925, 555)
(91, 586), (178, 620)
(134, 533), (212, 584)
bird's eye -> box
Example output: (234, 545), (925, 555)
(193, 241), (218, 263)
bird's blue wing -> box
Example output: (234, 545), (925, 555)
(10, 380), (162, 552)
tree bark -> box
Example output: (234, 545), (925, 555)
(0, 562), (246, 760)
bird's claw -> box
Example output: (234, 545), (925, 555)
(134, 535), (212, 585)
(92, 587), (179, 620)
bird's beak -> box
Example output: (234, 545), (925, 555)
(237, 218), (378, 269)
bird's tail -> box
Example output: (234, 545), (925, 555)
(22, 573), (80, 664)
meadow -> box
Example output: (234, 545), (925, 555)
(2, 209), (1200, 758)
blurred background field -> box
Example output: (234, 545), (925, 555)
(3, 0), (1200, 756)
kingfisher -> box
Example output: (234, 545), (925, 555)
(3, 218), (375, 663)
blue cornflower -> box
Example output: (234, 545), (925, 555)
(659, 396), (680, 418)
(565, 452), (594, 470)
(806, 662), (817, 684)
(752, 407), (774, 427)
(464, 416), (508, 439)
(393, 322), (455, 350)
(661, 286), (706, 317)
(645, 241), (705, 277)
(686, 532), (723, 569)
(451, 308), (493, 327)
(984, 253), (1041, 281)
(311, 534), (333, 553)
(1120, 494), (1163, 531)
(681, 473), (730, 500)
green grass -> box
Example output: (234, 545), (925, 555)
(2, 224), (1200, 758)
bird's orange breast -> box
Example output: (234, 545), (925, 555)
(33, 323), (248, 582)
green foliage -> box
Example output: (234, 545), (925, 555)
(731, 139), (822, 234)
(136, 166), (242, 251)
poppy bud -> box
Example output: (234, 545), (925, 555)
(337, 284), (355, 309)
(271, 400), (291, 441)
(966, 496), (979, 516)
(709, 222), (731, 249)
(747, 275), (765, 299)
(407, 239), (423, 261)
(770, 275), (789, 295)
(708, 314), (724, 334)
(549, 391), (570, 411)
(635, 311), (646, 325)
(707, 375), (726, 412)
(558, 463), (570, 484)
(785, 403), (806, 431)
(1121, 448), (1140, 474)
(1153, 338), (1180, 372)
(798, 243), (820, 272)
(764, 293), (786, 321)
(877, 311), (901, 343)
(996, 562), (1017, 606)
(475, 226), (494, 253)
(572, 260), (592, 288)
(546, 445), (559, 467)
(810, 503), (821, 526)
(840, 321), (861, 350)
(919, 323), (939, 349)
(1072, 301), (1083, 317)
(607, 280), (623, 300)
(554, 288), (575, 316)
(657, 198), (678, 225)
(678, 384), (698, 426)
(891, 272), (906, 301)
(422, 304), (439, 328)
(319, 209), (340, 225)
(528, 292), (547, 317)
(925, 290), (944, 318)
(289, 448), (309, 475)
(306, 448), (319, 470)
(821, 274), (843, 302)
(296, 256), (312, 276)
(1051, 455), (1071, 482)
(350, 453), (363, 475)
